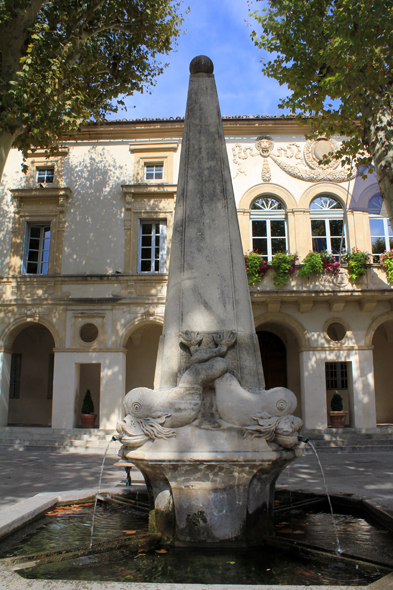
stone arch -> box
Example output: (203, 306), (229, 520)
(254, 312), (308, 420)
(122, 317), (164, 393)
(238, 183), (297, 210)
(366, 312), (393, 424)
(1, 317), (60, 351)
(253, 312), (309, 349)
(298, 183), (349, 210)
(364, 311), (393, 347)
(120, 314), (164, 349)
(6, 321), (56, 426)
(257, 330), (288, 389)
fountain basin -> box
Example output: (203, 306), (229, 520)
(1, 490), (393, 587)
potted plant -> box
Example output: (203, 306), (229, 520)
(380, 251), (393, 284)
(329, 391), (348, 428)
(244, 250), (270, 285)
(80, 389), (97, 428)
(342, 249), (371, 282)
(271, 251), (298, 286)
(298, 251), (323, 278)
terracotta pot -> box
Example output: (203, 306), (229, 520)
(329, 411), (348, 428)
(80, 413), (97, 428)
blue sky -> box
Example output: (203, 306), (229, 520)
(112, 0), (290, 120)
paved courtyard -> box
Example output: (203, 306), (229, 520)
(1, 447), (393, 590)
(0, 447), (393, 512)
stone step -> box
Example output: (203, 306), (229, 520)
(0, 440), (118, 452)
(302, 428), (393, 453)
(0, 426), (392, 452)
(0, 427), (116, 451)
(303, 444), (393, 454)
(306, 436), (393, 444)
(0, 427), (113, 439)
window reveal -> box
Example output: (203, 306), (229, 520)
(24, 224), (51, 274)
(144, 163), (163, 180)
(250, 197), (287, 260)
(325, 362), (348, 390)
(139, 221), (167, 273)
(310, 196), (346, 259)
(369, 217), (393, 262)
(36, 168), (54, 184)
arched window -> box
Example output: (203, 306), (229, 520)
(368, 195), (393, 262)
(250, 196), (287, 260)
(310, 195), (345, 258)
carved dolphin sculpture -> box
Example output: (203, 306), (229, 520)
(214, 372), (298, 427)
(123, 356), (228, 429)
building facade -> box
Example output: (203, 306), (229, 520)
(0, 116), (392, 431)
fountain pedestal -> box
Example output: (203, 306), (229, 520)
(116, 55), (303, 546)
(120, 424), (302, 545)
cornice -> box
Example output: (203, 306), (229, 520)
(61, 117), (312, 142)
(129, 142), (179, 153)
(10, 187), (72, 200)
(121, 184), (177, 197)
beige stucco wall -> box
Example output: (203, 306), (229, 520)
(0, 121), (392, 431)
(52, 351), (125, 429)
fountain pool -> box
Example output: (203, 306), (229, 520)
(1, 490), (392, 586)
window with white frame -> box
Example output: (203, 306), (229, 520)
(144, 163), (163, 181)
(24, 224), (51, 274)
(36, 167), (54, 184)
(368, 196), (393, 261)
(138, 220), (167, 273)
(250, 196), (287, 260)
(310, 195), (346, 259)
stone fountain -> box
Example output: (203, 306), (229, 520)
(116, 55), (303, 546)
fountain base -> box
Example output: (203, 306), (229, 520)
(119, 423), (302, 545)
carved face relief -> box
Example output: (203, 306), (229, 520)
(255, 136), (275, 158)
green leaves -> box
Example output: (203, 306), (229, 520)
(250, 0), (393, 223)
(0, 0), (184, 171)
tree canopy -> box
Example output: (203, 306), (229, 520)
(0, 0), (183, 177)
(250, 0), (393, 222)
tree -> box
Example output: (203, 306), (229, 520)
(250, 0), (393, 223)
(0, 0), (183, 178)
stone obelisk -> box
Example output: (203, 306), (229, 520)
(154, 55), (264, 393)
(116, 56), (302, 546)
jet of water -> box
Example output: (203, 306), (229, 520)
(89, 438), (116, 549)
(307, 439), (342, 554)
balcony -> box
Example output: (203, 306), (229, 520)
(249, 265), (393, 312)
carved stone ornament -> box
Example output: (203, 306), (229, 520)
(255, 136), (275, 182)
(233, 136), (356, 182)
(115, 330), (303, 450)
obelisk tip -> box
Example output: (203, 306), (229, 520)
(189, 55), (214, 75)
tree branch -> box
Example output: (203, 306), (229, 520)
(72, 0), (107, 32)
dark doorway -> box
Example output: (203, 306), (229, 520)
(8, 324), (54, 426)
(257, 330), (287, 389)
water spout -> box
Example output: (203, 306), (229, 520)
(298, 435), (310, 443)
